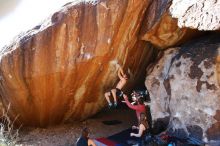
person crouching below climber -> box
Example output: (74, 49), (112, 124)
(76, 127), (96, 146)
(123, 94), (146, 123)
(104, 67), (128, 108)
(130, 113), (149, 146)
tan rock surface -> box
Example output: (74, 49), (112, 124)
(146, 35), (220, 142)
(0, 0), (154, 126)
(140, 0), (200, 49)
(170, 0), (220, 30)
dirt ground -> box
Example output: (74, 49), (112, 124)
(17, 107), (137, 146)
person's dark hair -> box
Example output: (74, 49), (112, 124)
(81, 127), (89, 138)
(137, 97), (144, 105)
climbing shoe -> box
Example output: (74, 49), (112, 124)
(108, 103), (113, 108)
(114, 102), (117, 108)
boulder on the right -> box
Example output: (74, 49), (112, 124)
(145, 35), (220, 144)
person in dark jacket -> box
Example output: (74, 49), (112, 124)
(76, 127), (96, 146)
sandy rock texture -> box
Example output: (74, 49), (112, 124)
(170, 0), (220, 30)
(0, 0), (154, 126)
(146, 35), (220, 143)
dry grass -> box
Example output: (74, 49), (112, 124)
(0, 104), (19, 146)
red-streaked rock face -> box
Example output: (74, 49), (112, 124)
(145, 35), (220, 143)
(0, 0), (154, 126)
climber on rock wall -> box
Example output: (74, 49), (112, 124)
(104, 67), (128, 108)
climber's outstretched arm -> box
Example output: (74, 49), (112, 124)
(118, 67), (125, 80)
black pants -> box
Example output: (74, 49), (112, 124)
(132, 137), (145, 146)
